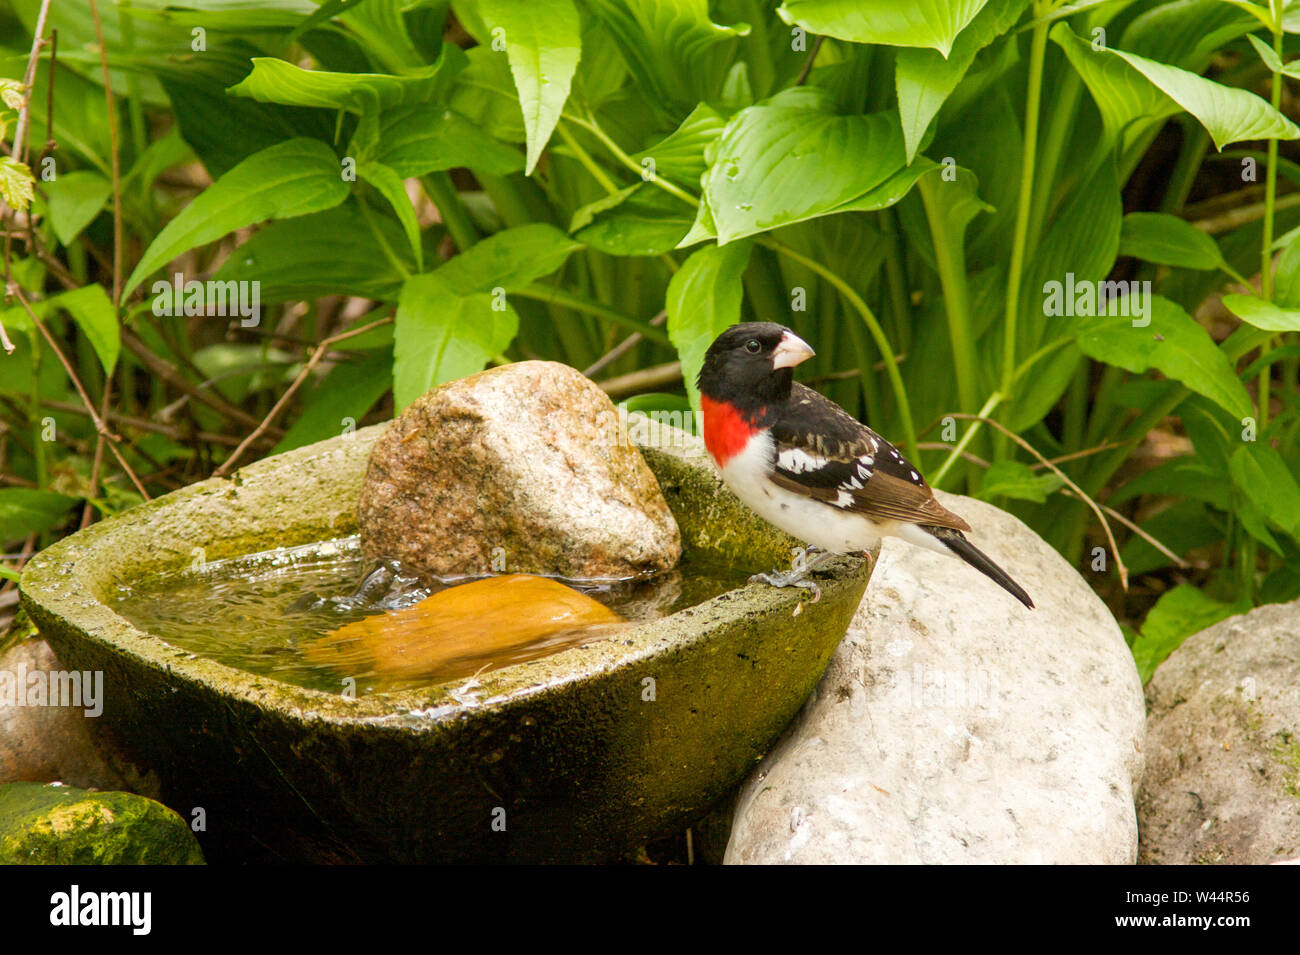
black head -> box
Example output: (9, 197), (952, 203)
(696, 322), (815, 411)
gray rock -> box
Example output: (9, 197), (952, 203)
(358, 360), (681, 579)
(1138, 601), (1300, 864)
(0, 781), (203, 864)
(725, 491), (1145, 864)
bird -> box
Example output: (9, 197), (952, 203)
(696, 321), (1034, 609)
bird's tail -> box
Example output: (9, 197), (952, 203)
(923, 526), (1034, 609)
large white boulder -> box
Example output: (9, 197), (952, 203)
(725, 491), (1145, 864)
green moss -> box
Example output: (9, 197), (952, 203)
(0, 782), (204, 864)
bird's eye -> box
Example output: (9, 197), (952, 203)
(745, 339), (761, 354)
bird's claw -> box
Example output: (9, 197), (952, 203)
(748, 570), (822, 603)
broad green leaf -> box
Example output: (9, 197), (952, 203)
(1119, 211), (1225, 270)
(0, 488), (78, 543)
(1221, 293), (1300, 332)
(633, 103), (726, 185)
(667, 240), (753, 413)
(450, 45), (527, 142)
(1073, 296), (1253, 420)
(1131, 585), (1246, 683)
(1123, 0), (1259, 71)
(215, 203), (412, 304)
(359, 160), (423, 269)
(43, 170), (112, 245)
(977, 459), (1063, 503)
(1052, 23), (1178, 151)
(394, 283), (518, 409)
(375, 105), (523, 178)
(778, 0), (988, 57)
(703, 98), (907, 244)
(585, 0), (749, 111)
(227, 58), (455, 113)
(123, 138), (349, 299)
(571, 184), (693, 256)
(894, 0), (1028, 161)
(1008, 343), (1083, 433)
(1276, 229), (1300, 308)
(431, 223), (582, 294)
(1229, 443), (1300, 535)
(479, 0), (581, 175)
(1104, 41), (1300, 150)
(273, 348), (393, 453)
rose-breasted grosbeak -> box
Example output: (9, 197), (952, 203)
(697, 322), (1034, 609)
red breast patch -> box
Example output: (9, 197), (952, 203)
(700, 395), (761, 467)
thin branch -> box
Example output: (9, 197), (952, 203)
(41, 398), (258, 448)
(944, 412), (1130, 589)
(582, 310), (666, 378)
(1061, 490), (1191, 569)
(11, 287), (150, 499)
(213, 316), (393, 478)
(597, 361), (682, 400)
(795, 35), (826, 86)
(11, 0), (53, 164)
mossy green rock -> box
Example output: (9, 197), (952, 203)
(0, 782), (204, 864)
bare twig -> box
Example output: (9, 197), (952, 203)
(11, 287), (149, 499)
(213, 316), (394, 477)
(597, 361), (682, 400)
(582, 310), (666, 379)
(944, 412), (1130, 589)
(11, 0), (53, 164)
(795, 35), (826, 86)
(1061, 490), (1192, 569)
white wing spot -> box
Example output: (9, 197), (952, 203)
(910, 470), (920, 482)
(778, 447), (825, 474)
(835, 490), (854, 507)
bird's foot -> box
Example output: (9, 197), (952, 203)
(749, 568), (822, 603)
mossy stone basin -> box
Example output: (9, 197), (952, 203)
(20, 422), (870, 863)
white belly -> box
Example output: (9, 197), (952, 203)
(716, 431), (885, 554)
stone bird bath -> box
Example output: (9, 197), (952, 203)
(20, 422), (869, 862)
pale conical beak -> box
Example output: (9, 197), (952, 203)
(772, 330), (815, 369)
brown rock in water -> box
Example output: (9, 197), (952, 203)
(305, 574), (625, 684)
(358, 360), (680, 578)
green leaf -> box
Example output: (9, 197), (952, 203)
(571, 184), (693, 256)
(1245, 33), (1300, 79)
(359, 160), (423, 269)
(123, 138), (349, 300)
(56, 285), (119, 376)
(703, 96), (907, 244)
(1073, 296), (1253, 420)
(585, 0), (750, 111)
(977, 459), (1063, 504)
(633, 103), (726, 185)
(0, 488), (78, 543)
(393, 283), (518, 409)
(374, 104), (523, 178)
(273, 347), (393, 453)
(450, 45), (527, 143)
(214, 202), (412, 304)
(1221, 293), (1300, 332)
(1229, 443), (1300, 535)
(778, 0), (988, 57)
(43, 170), (112, 245)
(1094, 36), (1300, 150)
(1120, 211), (1224, 270)
(226, 57), (455, 113)
(431, 223), (582, 294)
(894, 0), (1027, 161)
(1131, 585), (1246, 684)
(667, 240), (753, 413)
(0, 156), (34, 212)
(479, 0), (581, 175)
